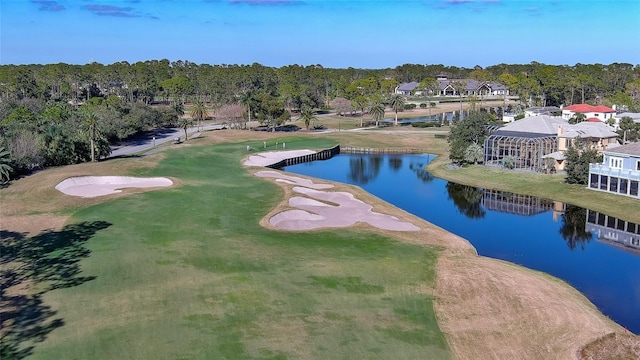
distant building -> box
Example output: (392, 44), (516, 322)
(394, 75), (509, 97)
(561, 104), (616, 123)
(612, 112), (640, 130)
(394, 81), (420, 96)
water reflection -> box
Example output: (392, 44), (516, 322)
(482, 189), (555, 216)
(586, 210), (640, 254)
(348, 155), (382, 185)
(559, 205), (592, 251)
(409, 158), (434, 183)
(446, 182), (485, 219)
(284, 153), (640, 334)
(388, 156), (402, 172)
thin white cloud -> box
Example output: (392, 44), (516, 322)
(32, 0), (66, 12)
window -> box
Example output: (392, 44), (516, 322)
(609, 157), (623, 169)
(620, 179), (628, 194)
(609, 177), (618, 192)
(590, 173), (598, 188)
(631, 180), (639, 197)
(600, 175), (608, 190)
(637, 160), (640, 171)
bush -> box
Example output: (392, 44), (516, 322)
(404, 103), (417, 110)
(502, 156), (515, 169)
(419, 103), (427, 108)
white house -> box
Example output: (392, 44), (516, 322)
(561, 104), (616, 123)
(612, 112), (640, 130)
(394, 82), (420, 96)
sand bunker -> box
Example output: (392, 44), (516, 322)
(55, 176), (173, 198)
(255, 170), (334, 190)
(243, 150), (316, 167)
(254, 170), (419, 232)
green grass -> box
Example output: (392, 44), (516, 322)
(23, 140), (452, 359)
(426, 155), (640, 223)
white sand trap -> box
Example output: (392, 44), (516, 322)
(244, 150), (316, 167)
(55, 176), (173, 198)
(257, 172), (419, 232)
(255, 170), (334, 190)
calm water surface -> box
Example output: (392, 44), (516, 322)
(284, 153), (640, 334)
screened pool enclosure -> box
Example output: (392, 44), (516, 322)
(484, 131), (558, 171)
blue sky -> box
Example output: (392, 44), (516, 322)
(1, 0), (639, 68)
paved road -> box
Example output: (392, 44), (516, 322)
(108, 122), (449, 157)
(109, 124), (225, 158)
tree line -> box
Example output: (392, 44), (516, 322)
(1, 60), (639, 182)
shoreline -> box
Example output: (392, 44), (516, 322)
(1, 137), (635, 359)
(244, 149), (630, 358)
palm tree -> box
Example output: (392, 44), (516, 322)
(369, 100), (385, 128)
(299, 107), (318, 130)
(178, 117), (194, 141)
(464, 143), (484, 165)
(0, 146), (13, 182)
(190, 99), (208, 131)
(388, 94), (405, 126)
(352, 96), (367, 127)
(239, 91), (255, 129)
(84, 111), (99, 162)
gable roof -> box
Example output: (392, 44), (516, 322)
(559, 122), (618, 139)
(614, 112), (640, 120)
(397, 82), (420, 91)
(604, 142), (640, 157)
(499, 115), (567, 135)
(563, 104), (615, 113)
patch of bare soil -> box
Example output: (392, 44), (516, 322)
(579, 332), (640, 360)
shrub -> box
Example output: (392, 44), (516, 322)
(502, 156), (516, 169)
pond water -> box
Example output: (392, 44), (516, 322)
(284, 153), (640, 334)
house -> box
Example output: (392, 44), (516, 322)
(588, 141), (640, 198)
(484, 115), (618, 171)
(395, 76), (510, 97)
(524, 106), (561, 118)
(561, 104), (616, 123)
(438, 78), (508, 97)
(394, 82), (420, 96)
(612, 112), (640, 130)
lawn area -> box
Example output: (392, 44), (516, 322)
(3, 137), (452, 359)
(2, 130), (636, 360)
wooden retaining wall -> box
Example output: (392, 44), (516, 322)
(266, 145), (341, 169)
(266, 145), (425, 169)
(340, 146), (425, 154)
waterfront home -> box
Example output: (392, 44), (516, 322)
(484, 115), (618, 171)
(588, 142), (640, 198)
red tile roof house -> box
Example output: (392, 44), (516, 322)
(561, 104), (616, 123)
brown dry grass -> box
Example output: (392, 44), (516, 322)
(2, 128), (638, 360)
